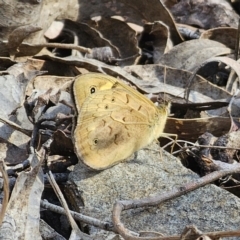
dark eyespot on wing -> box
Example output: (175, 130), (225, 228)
(93, 138), (98, 145)
(90, 87), (96, 94)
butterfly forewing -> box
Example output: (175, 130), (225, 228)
(74, 73), (122, 111)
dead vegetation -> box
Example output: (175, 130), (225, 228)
(1, 0), (240, 239)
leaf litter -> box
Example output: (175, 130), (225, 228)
(1, 0), (240, 239)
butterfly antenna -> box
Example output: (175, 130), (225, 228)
(163, 65), (167, 104)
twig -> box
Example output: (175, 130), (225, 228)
(235, 18), (240, 60)
(0, 160), (9, 225)
(0, 116), (32, 137)
(27, 42), (92, 54)
(173, 143), (240, 155)
(2, 40), (92, 54)
(47, 171), (93, 240)
(161, 138), (240, 155)
(40, 199), (116, 233)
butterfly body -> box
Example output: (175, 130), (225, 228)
(73, 73), (169, 170)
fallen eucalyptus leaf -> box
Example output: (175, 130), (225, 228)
(78, 0), (183, 44)
(0, 153), (43, 240)
(159, 39), (233, 71)
(169, 0), (239, 29)
(200, 27), (237, 50)
(140, 21), (173, 64)
(7, 25), (42, 58)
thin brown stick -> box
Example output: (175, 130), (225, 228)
(3, 40), (92, 54)
(112, 163), (240, 240)
(181, 143), (240, 151)
(0, 116), (32, 137)
(47, 171), (92, 240)
(30, 42), (92, 54)
(0, 160), (9, 225)
(40, 199), (116, 232)
(162, 138), (240, 155)
(235, 18), (240, 60)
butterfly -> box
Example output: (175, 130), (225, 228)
(73, 73), (170, 170)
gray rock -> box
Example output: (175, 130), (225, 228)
(68, 143), (240, 238)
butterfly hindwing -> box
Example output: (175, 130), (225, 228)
(74, 88), (158, 169)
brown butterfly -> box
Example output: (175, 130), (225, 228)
(73, 73), (170, 170)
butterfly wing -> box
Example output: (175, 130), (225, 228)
(73, 73), (156, 110)
(74, 88), (161, 170)
(73, 73), (170, 169)
(74, 73), (119, 111)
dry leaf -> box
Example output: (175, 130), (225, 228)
(0, 62), (39, 148)
(159, 39), (233, 71)
(169, 0), (239, 29)
(0, 140), (28, 165)
(64, 20), (120, 59)
(26, 75), (73, 96)
(0, 0), (79, 43)
(86, 18), (140, 66)
(140, 21), (173, 64)
(166, 116), (233, 141)
(7, 25), (42, 58)
(78, 0), (183, 44)
(0, 154), (43, 239)
(200, 27), (237, 50)
(123, 64), (232, 102)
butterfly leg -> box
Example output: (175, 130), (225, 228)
(160, 133), (178, 154)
